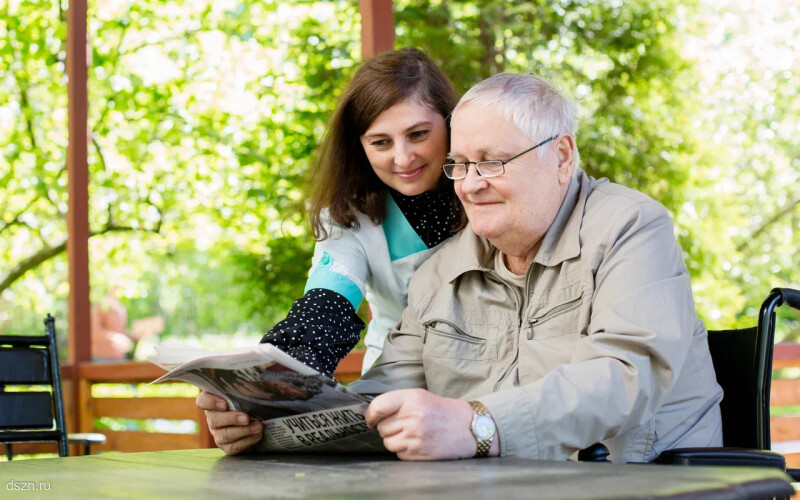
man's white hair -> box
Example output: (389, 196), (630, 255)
(452, 73), (580, 168)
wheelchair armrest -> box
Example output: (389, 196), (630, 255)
(654, 447), (786, 469)
(774, 287), (800, 310)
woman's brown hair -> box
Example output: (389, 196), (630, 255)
(305, 47), (459, 239)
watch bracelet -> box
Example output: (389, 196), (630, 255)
(469, 400), (492, 458)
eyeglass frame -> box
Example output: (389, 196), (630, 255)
(442, 135), (559, 180)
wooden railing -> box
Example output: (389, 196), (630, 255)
(769, 343), (800, 467)
(67, 361), (212, 453)
(9, 346), (800, 462)
(333, 350), (365, 383)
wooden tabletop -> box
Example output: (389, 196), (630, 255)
(0, 448), (794, 499)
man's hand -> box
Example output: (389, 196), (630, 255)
(365, 388), (490, 461)
(196, 391), (262, 455)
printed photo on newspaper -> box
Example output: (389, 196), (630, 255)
(149, 343), (388, 453)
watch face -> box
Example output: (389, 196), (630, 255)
(474, 414), (495, 441)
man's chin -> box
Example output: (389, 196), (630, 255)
(470, 220), (503, 240)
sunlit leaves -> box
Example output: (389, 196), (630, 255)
(394, 0), (798, 334)
(0, 0), (358, 339)
(2, 0), (797, 343)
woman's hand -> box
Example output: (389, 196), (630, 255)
(196, 391), (263, 455)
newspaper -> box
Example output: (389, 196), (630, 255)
(150, 343), (388, 453)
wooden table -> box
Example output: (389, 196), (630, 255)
(0, 448), (794, 499)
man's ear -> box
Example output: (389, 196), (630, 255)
(555, 135), (575, 185)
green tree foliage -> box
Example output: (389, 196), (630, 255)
(1, 0), (797, 347)
(397, 0), (697, 205)
(1, 0), (359, 339)
(395, 0), (798, 334)
(676, 0), (800, 332)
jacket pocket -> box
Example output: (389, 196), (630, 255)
(528, 292), (584, 340)
(422, 318), (497, 360)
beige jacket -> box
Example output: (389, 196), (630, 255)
(361, 169), (723, 463)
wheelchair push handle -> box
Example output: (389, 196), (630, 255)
(773, 288), (800, 310)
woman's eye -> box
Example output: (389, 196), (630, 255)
(370, 139), (390, 148)
(410, 130), (429, 140)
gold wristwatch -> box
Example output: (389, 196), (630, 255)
(469, 400), (496, 458)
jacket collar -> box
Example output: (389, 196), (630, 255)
(533, 168), (588, 267)
(444, 168), (590, 283)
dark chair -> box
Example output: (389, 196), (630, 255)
(654, 287), (800, 474)
(582, 288), (800, 477)
(0, 314), (106, 460)
(655, 325), (789, 469)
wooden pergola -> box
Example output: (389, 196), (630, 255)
(64, 0), (393, 431)
(33, 2), (800, 461)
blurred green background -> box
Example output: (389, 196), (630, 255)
(1, 0), (798, 357)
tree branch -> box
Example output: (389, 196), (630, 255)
(144, 196), (164, 233)
(19, 82), (38, 152)
(0, 221), (163, 295)
(92, 134), (108, 172)
(736, 194), (800, 252)
(478, 15), (496, 80)
(15, 56), (63, 214)
(94, 20), (131, 129)
(0, 241), (67, 294)
(0, 197), (39, 235)
(119, 28), (204, 58)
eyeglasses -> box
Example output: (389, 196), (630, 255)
(442, 135), (558, 180)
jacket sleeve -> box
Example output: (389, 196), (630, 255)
(260, 224), (369, 377)
(480, 200), (700, 460)
(352, 303), (428, 391)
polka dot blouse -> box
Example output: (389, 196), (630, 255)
(388, 187), (458, 248)
(261, 188), (458, 377)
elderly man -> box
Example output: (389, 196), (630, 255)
(199, 73), (723, 463)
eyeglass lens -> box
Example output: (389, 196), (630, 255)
(443, 160), (504, 179)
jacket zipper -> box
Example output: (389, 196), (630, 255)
(423, 318), (486, 344)
(493, 350), (519, 392)
(527, 295), (583, 340)
(487, 270), (522, 392)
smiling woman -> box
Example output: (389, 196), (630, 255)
(257, 48), (463, 378)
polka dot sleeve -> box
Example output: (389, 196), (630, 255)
(259, 288), (366, 377)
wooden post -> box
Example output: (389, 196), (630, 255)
(66, 0), (90, 365)
(358, 0), (394, 58)
(77, 378), (94, 433)
(66, 0), (91, 434)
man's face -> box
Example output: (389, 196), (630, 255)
(449, 102), (573, 255)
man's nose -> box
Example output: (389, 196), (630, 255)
(394, 141), (415, 168)
(458, 164), (487, 194)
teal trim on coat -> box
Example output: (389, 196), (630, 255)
(304, 252), (363, 310)
(382, 195), (428, 261)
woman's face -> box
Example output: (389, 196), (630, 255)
(360, 98), (448, 196)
